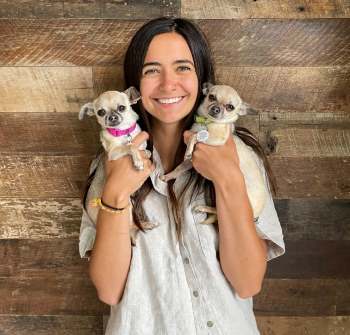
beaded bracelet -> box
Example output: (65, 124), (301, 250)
(90, 197), (130, 214)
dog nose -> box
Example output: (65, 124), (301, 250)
(210, 106), (220, 114)
(108, 114), (118, 122)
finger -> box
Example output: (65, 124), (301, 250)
(183, 130), (195, 145)
(131, 131), (149, 147)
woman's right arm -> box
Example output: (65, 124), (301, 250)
(88, 132), (155, 306)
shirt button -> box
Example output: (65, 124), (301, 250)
(184, 257), (190, 264)
(207, 321), (214, 327)
(193, 290), (199, 297)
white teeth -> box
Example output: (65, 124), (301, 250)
(157, 97), (183, 104)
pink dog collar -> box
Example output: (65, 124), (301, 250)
(107, 123), (137, 137)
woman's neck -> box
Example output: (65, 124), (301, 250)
(151, 120), (183, 173)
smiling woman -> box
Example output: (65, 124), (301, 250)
(79, 16), (285, 335)
(140, 32), (199, 127)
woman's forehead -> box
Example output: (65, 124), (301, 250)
(144, 32), (194, 63)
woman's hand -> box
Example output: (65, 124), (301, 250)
(183, 130), (242, 185)
(102, 131), (156, 207)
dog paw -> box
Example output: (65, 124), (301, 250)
(144, 149), (152, 159)
(140, 221), (159, 230)
(133, 160), (144, 171)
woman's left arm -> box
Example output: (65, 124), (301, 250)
(184, 131), (267, 299)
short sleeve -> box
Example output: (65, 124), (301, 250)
(78, 155), (102, 259)
(79, 207), (96, 259)
(253, 155), (285, 261)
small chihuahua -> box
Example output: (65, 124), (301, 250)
(79, 88), (156, 245)
(162, 83), (268, 222)
(79, 87), (150, 170)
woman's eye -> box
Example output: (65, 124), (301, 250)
(226, 104), (235, 111)
(208, 94), (216, 102)
(177, 65), (191, 72)
(97, 109), (106, 117)
(143, 68), (159, 75)
(118, 105), (126, 112)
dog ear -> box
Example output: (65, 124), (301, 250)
(202, 82), (213, 96)
(79, 102), (94, 120)
(124, 86), (141, 105)
(238, 102), (253, 116)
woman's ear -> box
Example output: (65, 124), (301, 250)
(202, 82), (213, 95)
(124, 86), (141, 105)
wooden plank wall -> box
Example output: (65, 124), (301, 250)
(0, 1), (349, 334)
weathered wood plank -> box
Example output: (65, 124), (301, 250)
(0, 315), (103, 335)
(276, 199), (350, 240)
(0, 155), (348, 198)
(0, 155), (94, 198)
(0, 315), (348, 335)
(182, 0), (350, 19)
(1, 198), (349, 240)
(0, 239), (349, 279)
(216, 66), (350, 113)
(0, 113), (100, 154)
(254, 279), (337, 316)
(0, 67), (94, 113)
(1, 19), (349, 66)
(270, 157), (350, 199)
(0, 0), (180, 18)
(0, 198), (83, 239)
(256, 316), (350, 335)
(267, 241), (350, 279)
(1, 65), (348, 113)
(0, 267), (348, 316)
(261, 127), (350, 157)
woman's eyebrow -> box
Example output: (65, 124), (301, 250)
(142, 59), (194, 68)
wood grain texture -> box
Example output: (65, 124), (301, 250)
(0, 113), (100, 154)
(0, 198), (83, 239)
(1, 65), (348, 113)
(0, 67), (94, 113)
(267, 240), (350, 279)
(0, 155), (348, 198)
(1, 198), (348, 240)
(256, 316), (350, 335)
(216, 66), (350, 113)
(0, 315), (103, 335)
(0, 315), (349, 335)
(0, 0), (180, 18)
(259, 111), (350, 157)
(276, 199), (350, 240)
(0, 239), (348, 280)
(182, 0), (350, 19)
(0, 155), (93, 198)
(1, 19), (349, 66)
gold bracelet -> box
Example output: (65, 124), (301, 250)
(89, 198), (130, 214)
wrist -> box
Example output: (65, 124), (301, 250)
(213, 167), (246, 193)
(102, 190), (130, 208)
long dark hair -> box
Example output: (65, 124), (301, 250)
(82, 17), (276, 239)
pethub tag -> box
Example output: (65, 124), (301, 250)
(196, 130), (209, 143)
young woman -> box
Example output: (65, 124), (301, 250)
(79, 17), (285, 335)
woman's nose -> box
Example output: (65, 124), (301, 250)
(159, 70), (177, 91)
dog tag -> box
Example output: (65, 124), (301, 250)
(196, 130), (209, 143)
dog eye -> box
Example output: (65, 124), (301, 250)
(97, 109), (106, 117)
(226, 104), (235, 111)
(208, 94), (216, 102)
(118, 105), (126, 112)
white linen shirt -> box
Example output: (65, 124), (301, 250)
(79, 140), (285, 335)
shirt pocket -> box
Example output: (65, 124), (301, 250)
(191, 198), (219, 258)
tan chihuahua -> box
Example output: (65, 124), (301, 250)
(162, 83), (268, 223)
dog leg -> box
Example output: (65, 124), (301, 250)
(108, 146), (129, 161)
(184, 133), (199, 160)
(201, 214), (217, 225)
(161, 159), (193, 182)
(129, 146), (144, 170)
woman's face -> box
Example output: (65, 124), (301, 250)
(140, 32), (199, 126)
